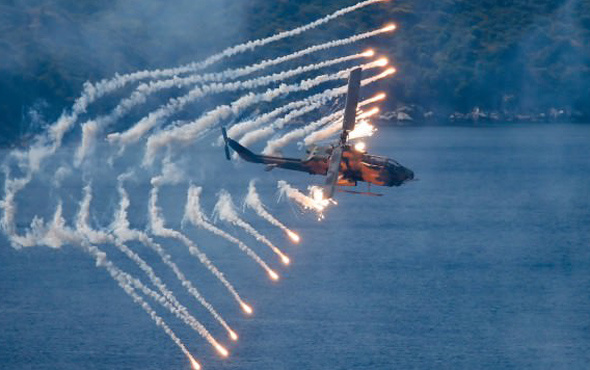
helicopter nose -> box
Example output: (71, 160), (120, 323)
(405, 167), (414, 181)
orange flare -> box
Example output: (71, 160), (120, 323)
(381, 67), (397, 77)
(360, 93), (387, 107)
(362, 49), (375, 57)
(358, 107), (380, 119)
(368, 107), (380, 115)
(375, 57), (389, 67)
(229, 330), (239, 341)
(241, 303), (253, 315)
(268, 270), (279, 281)
(189, 356), (201, 370)
(382, 23), (397, 32)
(281, 255), (291, 265)
(374, 92), (387, 100)
(215, 343), (229, 358)
(287, 230), (301, 244)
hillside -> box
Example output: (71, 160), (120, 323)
(1, 0), (588, 145)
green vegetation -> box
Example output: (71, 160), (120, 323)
(245, 0), (589, 118)
(1, 0), (588, 145)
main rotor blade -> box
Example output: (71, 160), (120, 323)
(341, 67), (362, 143)
(324, 145), (343, 199)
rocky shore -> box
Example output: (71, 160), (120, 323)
(380, 105), (588, 125)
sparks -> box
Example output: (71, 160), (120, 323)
(287, 230), (301, 244)
(309, 186), (332, 214)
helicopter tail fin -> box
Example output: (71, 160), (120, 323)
(221, 127), (231, 160)
(221, 128), (264, 163)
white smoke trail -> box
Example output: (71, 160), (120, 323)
(144, 62), (387, 166)
(110, 193), (220, 346)
(1, 69), (392, 249)
(237, 100), (327, 150)
(0, 167), (33, 247)
(103, 182), (230, 338)
(77, 183), (227, 355)
(76, 53), (365, 164)
(105, 54), (369, 149)
(83, 243), (200, 368)
(305, 115), (377, 146)
(264, 111), (343, 155)
(184, 186), (277, 282)
(245, 180), (300, 243)
(297, 97), (383, 148)
(215, 190), (290, 266)
(127, 179), (235, 337)
(20, 197), (201, 367)
(226, 67), (394, 142)
(232, 64), (392, 150)
(304, 120), (346, 146)
(184, 0), (386, 72)
(207, 27), (389, 83)
(13, 0), (385, 174)
(142, 64), (365, 165)
(148, 181), (248, 326)
(277, 181), (333, 218)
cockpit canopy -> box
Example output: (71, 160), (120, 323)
(364, 154), (401, 167)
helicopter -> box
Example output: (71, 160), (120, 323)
(222, 67), (414, 198)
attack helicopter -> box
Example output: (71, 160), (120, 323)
(222, 67), (414, 198)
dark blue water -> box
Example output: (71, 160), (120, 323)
(1, 124), (589, 369)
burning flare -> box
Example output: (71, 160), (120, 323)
(375, 57), (389, 67)
(245, 181), (301, 246)
(215, 190), (290, 268)
(354, 142), (367, 152)
(358, 107), (380, 119)
(349, 120), (377, 140)
(381, 23), (397, 32)
(278, 181), (335, 219)
(214, 343), (230, 358)
(364, 92), (386, 104)
(287, 230), (301, 244)
(241, 303), (254, 315)
(268, 269), (280, 281)
(190, 356), (201, 370)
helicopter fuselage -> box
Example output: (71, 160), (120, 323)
(300, 145), (414, 187)
(225, 137), (414, 188)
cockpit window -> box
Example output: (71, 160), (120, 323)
(365, 155), (400, 167)
(387, 158), (401, 166)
